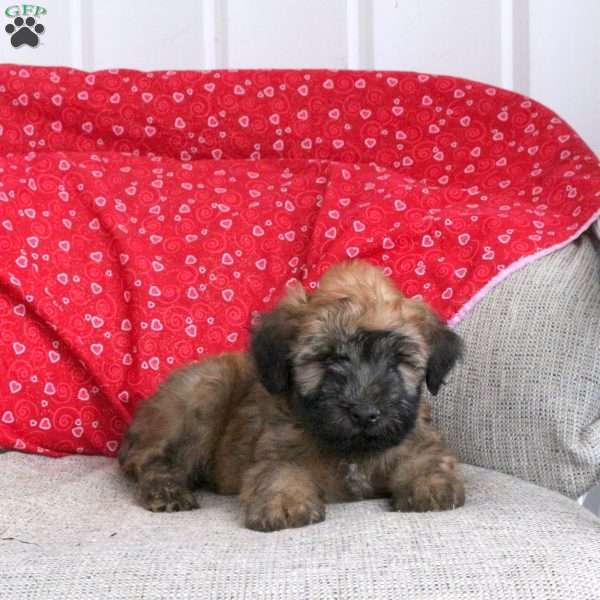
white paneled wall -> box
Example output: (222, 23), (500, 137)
(0, 0), (598, 153)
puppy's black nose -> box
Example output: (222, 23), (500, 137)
(350, 405), (381, 426)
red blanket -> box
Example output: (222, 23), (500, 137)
(1, 66), (599, 457)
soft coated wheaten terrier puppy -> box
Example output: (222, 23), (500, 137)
(119, 260), (465, 531)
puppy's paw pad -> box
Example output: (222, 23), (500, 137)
(245, 497), (325, 532)
(392, 472), (465, 513)
(140, 484), (199, 513)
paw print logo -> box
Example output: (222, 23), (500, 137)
(5, 16), (45, 48)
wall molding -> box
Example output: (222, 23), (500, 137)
(500, 0), (530, 93)
(346, 0), (373, 69)
(202, 0), (227, 69)
(69, 0), (94, 71)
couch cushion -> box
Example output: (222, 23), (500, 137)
(0, 453), (598, 600)
(432, 233), (600, 499)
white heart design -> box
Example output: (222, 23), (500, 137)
(346, 246), (359, 258)
(13, 342), (26, 355)
(90, 344), (103, 356)
(78, 388), (90, 401)
(458, 233), (470, 246)
(186, 324), (197, 337)
(2, 411), (15, 424)
(106, 440), (119, 453)
(422, 235), (434, 248)
(90, 316), (104, 329)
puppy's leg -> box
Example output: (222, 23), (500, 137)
(240, 462), (325, 531)
(386, 421), (465, 512)
(119, 353), (251, 512)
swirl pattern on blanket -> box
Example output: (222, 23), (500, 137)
(0, 66), (598, 456)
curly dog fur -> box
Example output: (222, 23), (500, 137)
(119, 260), (465, 531)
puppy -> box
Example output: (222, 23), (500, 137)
(119, 260), (465, 531)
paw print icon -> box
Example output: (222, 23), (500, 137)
(5, 16), (45, 48)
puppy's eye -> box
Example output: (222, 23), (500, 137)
(325, 353), (351, 367)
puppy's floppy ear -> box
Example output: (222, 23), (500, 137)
(250, 285), (307, 394)
(424, 319), (463, 396)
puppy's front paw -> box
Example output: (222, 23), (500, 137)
(392, 470), (465, 513)
(245, 495), (325, 532)
(139, 479), (199, 513)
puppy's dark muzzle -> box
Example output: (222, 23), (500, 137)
(350, 405), (381, 427)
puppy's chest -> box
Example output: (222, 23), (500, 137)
(333, 460), (377, 501)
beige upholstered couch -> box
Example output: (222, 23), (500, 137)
(1, 232), (599, 599)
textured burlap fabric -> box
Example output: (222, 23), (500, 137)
(431, 233), (600, 499)
(0, 453), (599, 600)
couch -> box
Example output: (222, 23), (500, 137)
(0, 67), (599, 598)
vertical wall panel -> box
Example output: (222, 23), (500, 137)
(530, 0), (600, 154)
(226, 0), (347, 68)
(90, 0), (205, 71)
(372, 0), (502, 86)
